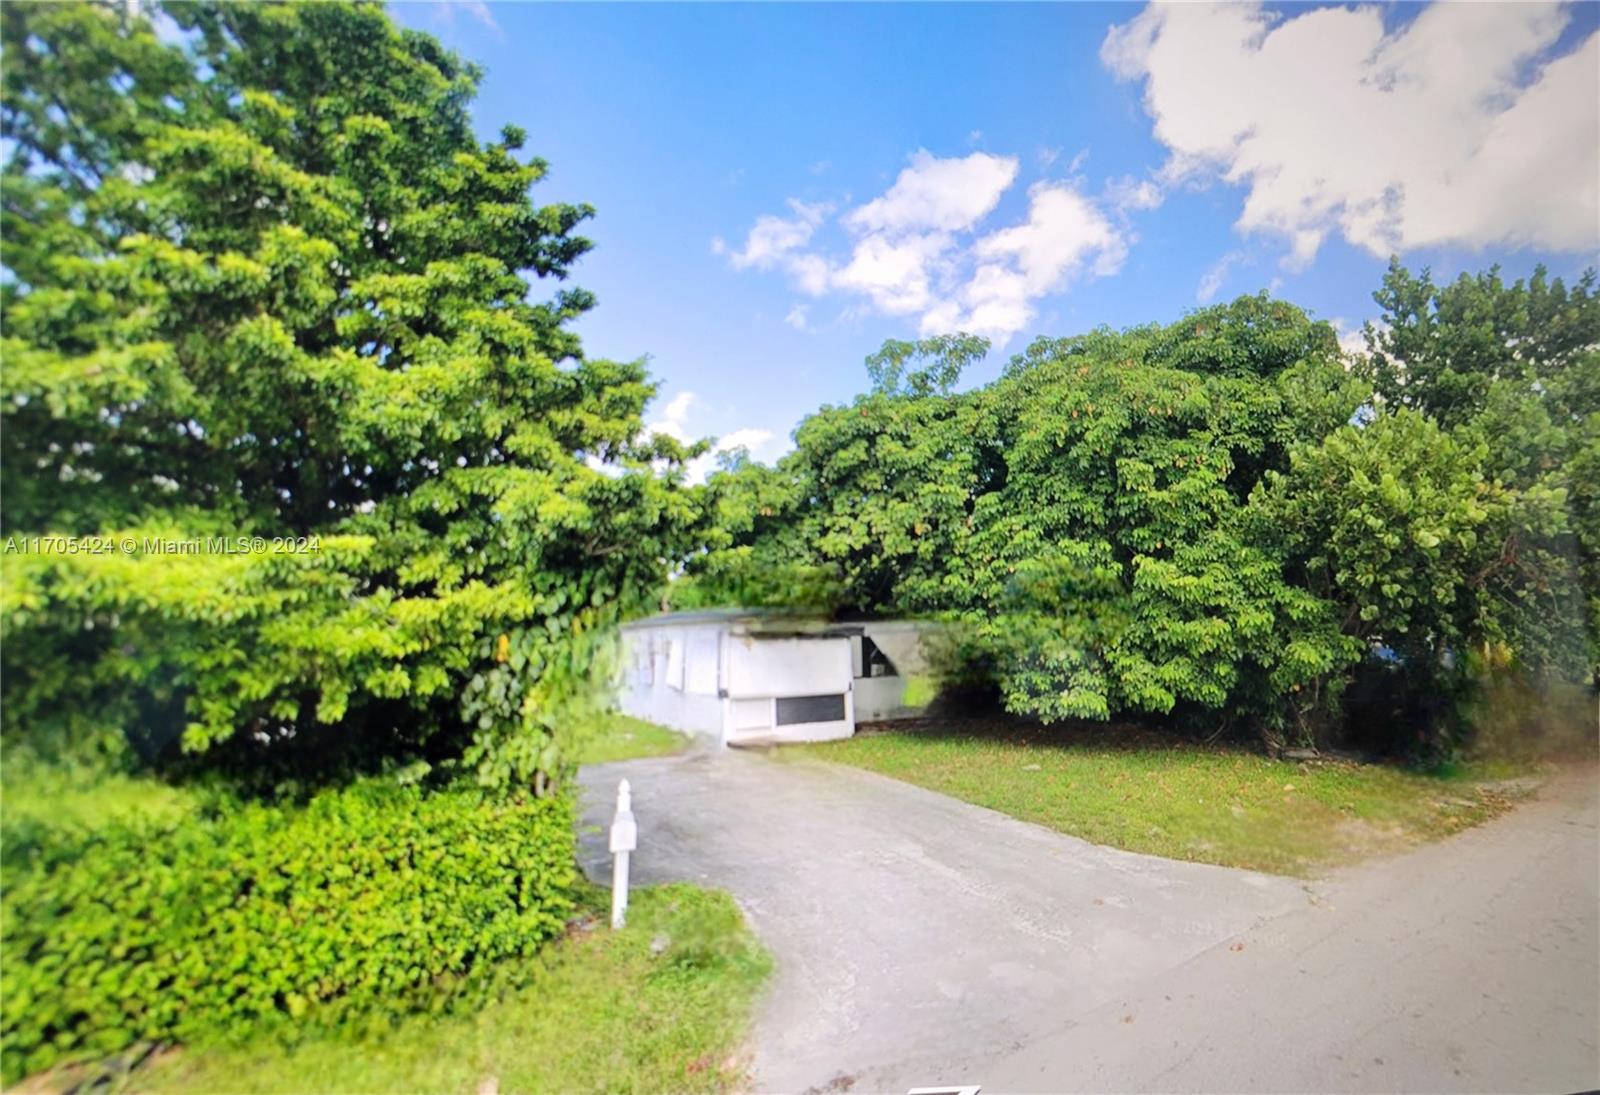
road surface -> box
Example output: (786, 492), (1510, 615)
(579, 752), (1598, 1093)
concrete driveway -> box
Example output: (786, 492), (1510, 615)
(578, 749), (1306, 1092)
(578, 751), (1599, 1094)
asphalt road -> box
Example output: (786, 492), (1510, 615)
(579, 752), (1599, 1094)
(991, 766), (1600, 1093)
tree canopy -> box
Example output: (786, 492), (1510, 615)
(683, 282), (1597, 754)
(1, 1), (697, 790)
(1361, 260), (1600, 674)
(1, 3), (1592, 769)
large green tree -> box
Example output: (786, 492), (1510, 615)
(1361, 260), (1599, 675)
(1250, 408), (1586, 753)
(687, 298), (1369, 739)
(690, 281), (1596, 751)
(962, 298), (1362, 730)
(1, 1), (697, 790)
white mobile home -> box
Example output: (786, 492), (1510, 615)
(615, 610), (930, 746)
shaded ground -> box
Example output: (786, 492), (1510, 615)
(579, 748), (1597, 1094)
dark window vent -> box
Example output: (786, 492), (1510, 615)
(775, 693), (847, 725)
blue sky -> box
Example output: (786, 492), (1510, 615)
(394, 2), (1599, 473)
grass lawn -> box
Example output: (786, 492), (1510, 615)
(576, 714), (690, 766)
(119, 884), (770, 1095)
(793, 719), (1533, 876)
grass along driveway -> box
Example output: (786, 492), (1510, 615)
(8, 717), (743, 1095)
(576, 714), (690, 766)
(794, 720), (1529, 876)
(122, 885), (770, 1095)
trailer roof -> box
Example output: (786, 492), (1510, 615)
(619, 609), (925, 638)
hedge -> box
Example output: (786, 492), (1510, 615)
(0, 780), (577, 1083)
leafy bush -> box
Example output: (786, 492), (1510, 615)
(1254, 408), (1590, 753)
(128, 884), (773, 1095)
(0, 780), (576, 1083)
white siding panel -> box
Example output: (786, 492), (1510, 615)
(854, 675), (910, 721)
(726, 636), (852, 699)
(665, 635), (685, 691)
(685, 627), (720, 695)
(731, 697), (772, 732)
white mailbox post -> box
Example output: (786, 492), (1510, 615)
(609, 779), (637, 929)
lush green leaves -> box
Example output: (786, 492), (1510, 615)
(0, 780), (576, 1083)
(0, 1), (697, 787)
(691, 282), (1594, 752)
(1361, 259), (1600, 675)
(691, 297), (1362, 734)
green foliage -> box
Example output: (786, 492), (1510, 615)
(1362, 259), (1600, 675)
(965, 299), (1354, 726)
(863, 333), (988, 397)
(0, 752), (200, 839)
(1364, 259), (1598, 430)
(669, 456), (845, 614)
(1256, 410), (1589, 756)
(692, 296), (1364, 736)
(0, 778), (576, 1083)
(673, 335), (993, 614)
(682, 335), (997, 614)
(694, 276), (1595, 753)
(1256, 410), (1586, 672)
(0, 1), (698, 789)
(129, 884), (772, 1095)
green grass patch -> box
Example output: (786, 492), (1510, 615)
(116, 884), (770, 1095)
(576, 714), (690, 766)
(794, 720), (1532, 876)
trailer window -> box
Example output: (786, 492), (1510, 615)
(775, 693), (847, 725)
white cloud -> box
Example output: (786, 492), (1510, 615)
(934, 182), (1127, 339)
(1332, 318), (1385, 360)
(646, 391), (785, 484)
(844, 150), (1018, 236)
(647, 391), (698, 444)
(712, 198), (831, 271)
(715, 150), (1134, 344)
(1196, 249), (1248, 302)
(429, 1), (499, 34)
(784, 303), (810, 331)
(787, 254), (831, 297)
(1104, 174), (1164, 213)
(713, 427), (777, 456)
(833, 231), (952, 316)
(1103, 2), (1600, 264)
